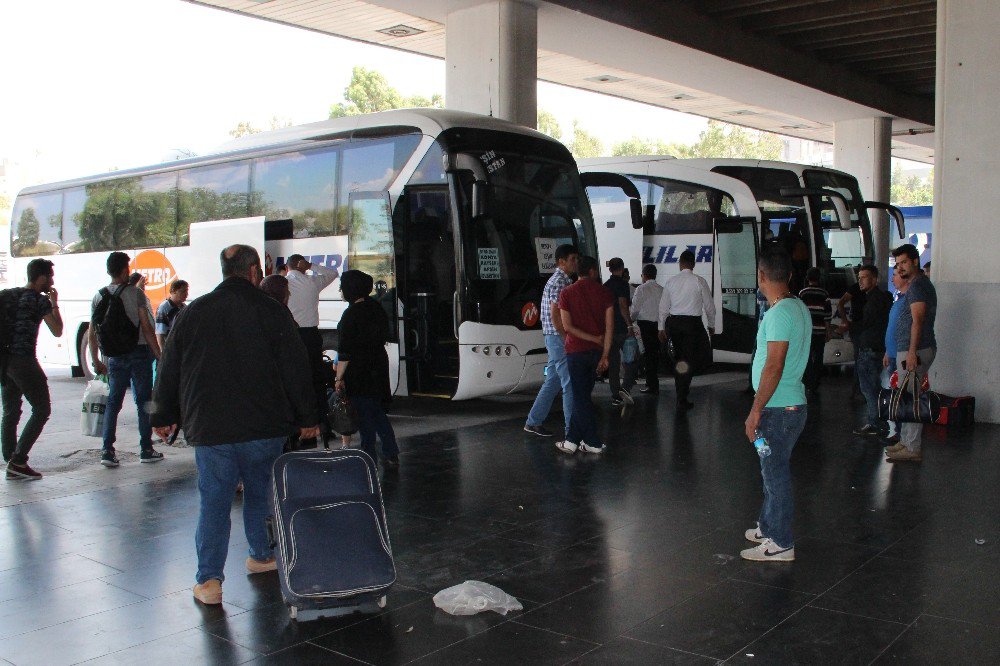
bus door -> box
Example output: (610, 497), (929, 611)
(713, 215), (759, 358)
(399, 186), (459, 397)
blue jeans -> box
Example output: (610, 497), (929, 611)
(103, 345), (154, 452)
(526, 334), (573, 431)
(353, 395), (399, 459)
(757, 405), (807, 549)
(194, 437), (284, 584)
(857, 349), (886, 429)
(566, 349), (602, 447)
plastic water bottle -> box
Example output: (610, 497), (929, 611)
(753, 431), (771, 459)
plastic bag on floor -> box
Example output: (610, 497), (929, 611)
(81, 375), (109, 437)
(433, 580), (523, 616)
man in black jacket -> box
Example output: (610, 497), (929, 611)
(151, 244), (318, 606)
(851, 265), (893, 437)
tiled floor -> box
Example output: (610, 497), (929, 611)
(1, 373), (997, 665)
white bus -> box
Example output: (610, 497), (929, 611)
(581, 157), (905, 364)
(8, 109), (636, 400)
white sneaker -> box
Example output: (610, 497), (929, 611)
(555, 440), (578, 454)
(744, 524), (765, 543)
(578, 441), (606, 454)
(618, 389), (634, 405)
(740, 538), (794, 562)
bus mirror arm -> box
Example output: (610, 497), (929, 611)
(447, 153), (490, 219)
(579, 172), (643, 229)
(865, 201), (906, 239)
(712, 214), (754, 234)
(779, 187), (853, 231)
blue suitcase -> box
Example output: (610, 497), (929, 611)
(267, 449), (395, 620)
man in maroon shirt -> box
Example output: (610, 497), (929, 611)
(555, 256), (614, 455)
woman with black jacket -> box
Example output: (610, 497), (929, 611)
(334, 270), (400, 467)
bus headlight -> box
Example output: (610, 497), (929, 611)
(483, 346), (491, 355)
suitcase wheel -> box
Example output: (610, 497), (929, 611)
(378, 596), (387, 609)
(289, 605), (298, 620)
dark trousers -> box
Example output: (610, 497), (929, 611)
(566, 349), (602, 447)
(667, 315), (711, 404)
(2, 356), (51, 465)
(353, 395), (399, 460)
(803, 334), (826, 392)
(297, 327), (327, 448)
(637, 320), (660, 391)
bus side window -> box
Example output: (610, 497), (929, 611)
(10, 191), (62, 257)
(177, 161), (251, 246)
(64, 182), (116, 254)
(252, 147), (341, 239)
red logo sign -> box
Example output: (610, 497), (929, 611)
(521, 302), (540, 327)
(129, 250), (178, 312)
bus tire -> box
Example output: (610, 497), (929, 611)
(77, 326), (94, 380)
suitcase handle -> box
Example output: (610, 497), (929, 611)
(265, 516), (276, 550)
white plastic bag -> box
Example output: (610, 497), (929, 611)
(81, 376), (109, 437)
(433, 580), (523, 616)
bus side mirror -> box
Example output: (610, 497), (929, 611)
(780, 186), (853, 230)
(630, 199), (643, 230)
(580, 172), (643, 229)
(865, 201), (906, 238)
(713, 214), (754, 234)
(471, 180), (489, 220)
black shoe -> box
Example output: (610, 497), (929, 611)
(384, 456), (400, 468)
(6, 462), (42, 481)
(140, 448), (164, 463)
(639, 386), (659, 394)
(611, 398), (623, 407)
(853, 424), (884, 437)
(523, 424), (555, 437)
(676, 400), (694, 411)
(101, 451), (120, 468)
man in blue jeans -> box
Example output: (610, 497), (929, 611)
(152, 245), (318, 606)
(89, 252), (163, 467)
(742, 249), (811, 562)
(524, 244), (578, 438)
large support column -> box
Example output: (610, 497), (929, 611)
(833, 117), (893, 288)
(445, 1), (537, 128)
(932, 0), (1000, 423)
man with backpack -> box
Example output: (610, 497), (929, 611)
(2, 259), (63, 480)
(88, 252), (163, 467)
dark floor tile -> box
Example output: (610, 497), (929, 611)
(575, 637), (716, 665)
(879, 520), (999, 564)
(78, 627), (257, 665)
(0, 578), (148, 639)
(313, 594), (520, 664)
(399, 535), (551, 593)
(203, 586), (427, 655)
(249, 641), (370, 664)
(0, 553), (122, 603)
(873, 615), (1000, 664)
(411, 621), (598, 665)
(924, 554), (1000, 627)
(625, 580), (814, 660)
(730, 606), (906, 664)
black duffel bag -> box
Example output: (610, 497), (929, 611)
(877, 370), (941, 424)
(327, 388), (359, 436)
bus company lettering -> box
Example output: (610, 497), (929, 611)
(641, 245), (713, 265)
(130, 250), (177, 311)
(276, 254), (346, 272)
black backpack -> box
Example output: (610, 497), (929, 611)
(93, 285), (139, 357)
(0, 288), (23, 382)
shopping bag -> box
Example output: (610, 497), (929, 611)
(877, 370), (941, 424)
(621, 336), (639, 364)
(327, 389), (359, 436)
(81, 375), (109, 437)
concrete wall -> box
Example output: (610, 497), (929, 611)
(932, 0), (1000, 422)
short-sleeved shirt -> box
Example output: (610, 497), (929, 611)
(751, 296), (811, 407)
(885, 294), (907, 357)
(558, 278), (614, 355)
(895, 273), (937, 351)
(155, 299), (185, 338)
(603, 275), (631, 334)
(91, 283), (153, 347)
(797, 285), (832, 336)
(4, 288), (53, 357)
(541, 268), (573, 336)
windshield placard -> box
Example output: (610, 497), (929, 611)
(478, 247), (501, 280)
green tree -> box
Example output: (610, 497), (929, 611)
(569, 120), (603, 159)
(611, 136), (690, 157)
(14, 207), (40, 253)
(330, 66), (443, 118)
(0, 194), (10, 211)
(686, 120), (783, 160)
(537, 109), (562, 141)
(229, 115), (293, 139)
(890, 162), (934, 206)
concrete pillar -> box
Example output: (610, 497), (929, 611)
(445, 1), (537, 128)
(931, 0), (1000, 423)
(833, 117), (893, 288)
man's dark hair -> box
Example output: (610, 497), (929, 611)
(286, 253), (305, 266)
(606, 257), (624, 272)
(220, 244), (261, 278)
(891, 244), (920, 262)
(758, 248), (792, 284)
(259, 274), (289, 304)
(169, 279), (189, 293)
(859, 264), (879, 279)
(923, 261), (931, 270)
(642, 263), (657, 279)
(679, 250), (696, 268)
(340, 270), (374, 301)
(554, 244), (578, 263)
(805, 267), (821, 284)
(578, 255), (599, 277)
(27, 259), (54, 283)
(107, 251), (130, 277)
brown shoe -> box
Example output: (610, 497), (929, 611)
(246, 557), (277, 574)
(885, 443), (906, 454)
(887, 448), (922, 463)
(193, 579), (222, 605)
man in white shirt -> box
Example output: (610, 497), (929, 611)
(658, 250), (716, 411)
(630, 264), (664, 394)
(286, 254), (339, 448)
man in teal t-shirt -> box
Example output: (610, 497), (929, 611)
(742, 249), (811, 563)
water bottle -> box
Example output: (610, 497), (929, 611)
(753, 431), (771, 459)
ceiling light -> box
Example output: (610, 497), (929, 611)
(727, 110), (758, 116)
(671, 93), (696, 101)
(585, 75), (624, 83)
(377, 24), (425, 37)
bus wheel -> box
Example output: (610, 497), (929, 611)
(78, 327), (95, 380)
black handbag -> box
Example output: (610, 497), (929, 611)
(327, 388), (359, 435)
(877, 370), (941, 424)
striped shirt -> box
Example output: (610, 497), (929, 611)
(541, 268), (573, 335)
(798, 285), (832, 335)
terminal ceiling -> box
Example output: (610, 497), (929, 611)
(187, 0), (937, 163)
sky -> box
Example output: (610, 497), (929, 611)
(0, 0), (709, 190)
